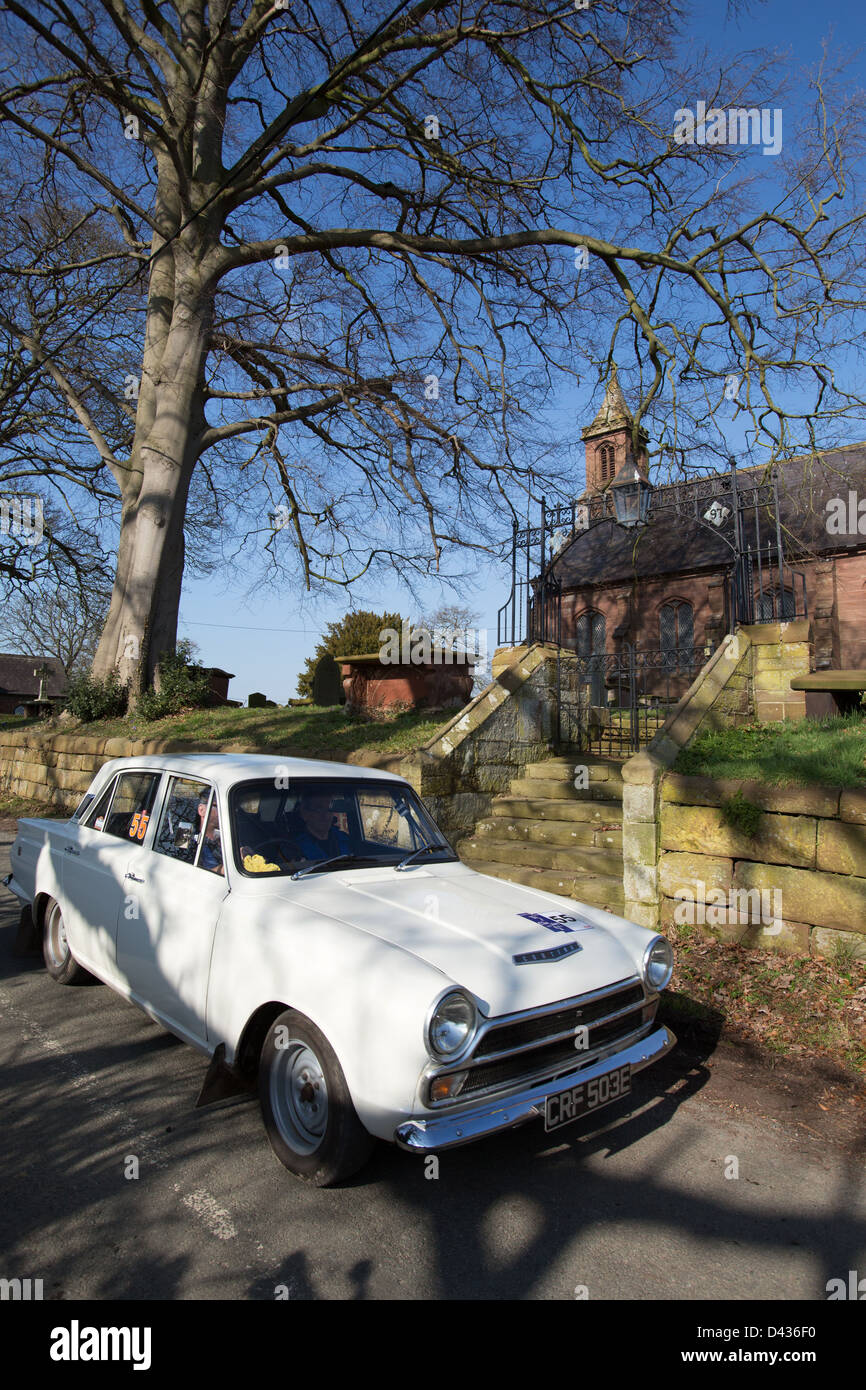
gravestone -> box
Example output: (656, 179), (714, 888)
(312, 652), (343, 706)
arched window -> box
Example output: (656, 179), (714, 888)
(575, 610), (606, 704)
(576, 609), (606, 658)
(755, 588), (795, 622)
(660, 601), (694, 670)
(598, 444), (615, 483)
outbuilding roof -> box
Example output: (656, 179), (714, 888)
(0, 653), (67, 698)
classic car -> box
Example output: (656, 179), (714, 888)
(3, 753), (675, 1185)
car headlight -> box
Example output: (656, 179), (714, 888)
(642, 935), (674, 992)
(426, 990), (477, 1058)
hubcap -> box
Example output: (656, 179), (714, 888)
(46, 903), (68, 969)
(269, 1040), (328, 1155)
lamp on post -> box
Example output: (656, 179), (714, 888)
(610, 457), (653, 529)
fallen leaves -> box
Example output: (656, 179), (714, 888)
(666, 924), (866, 1074)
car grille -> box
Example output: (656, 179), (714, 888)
(473, 982), (644, 1058)
(428, 979), (650, 1105)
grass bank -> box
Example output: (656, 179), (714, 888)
(673, 714), (866, 788)
(1, 703), (449, 756)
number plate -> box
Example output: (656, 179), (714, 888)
(544, 1064), (631, 1133)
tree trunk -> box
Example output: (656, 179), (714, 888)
(91, 257), (212, 697)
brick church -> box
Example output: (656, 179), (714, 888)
(545, 369), (866, 674)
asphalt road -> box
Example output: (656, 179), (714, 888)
(1, 824), (865, 1302)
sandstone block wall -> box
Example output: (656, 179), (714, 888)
(621, 622), (813, 931)
(657, 773), (866, 960)
(0, 730), (404, 812)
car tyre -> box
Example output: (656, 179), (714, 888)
(42, 898), (90, 984)
(258, 1008), (375, 1186)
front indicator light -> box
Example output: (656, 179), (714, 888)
(430, 1072), (468, 1102)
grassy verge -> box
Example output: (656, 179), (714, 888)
(2, 703), (450, 756)
(0, 793), (68, 822)
(673, 714), (866, 788)
(660, 924), (866, 1075)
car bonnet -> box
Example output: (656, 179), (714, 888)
(300, 862), (641, 1014)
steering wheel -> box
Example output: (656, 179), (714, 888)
(248, 838), (301, 868)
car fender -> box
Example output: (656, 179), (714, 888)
(207, 891), (456, 1141)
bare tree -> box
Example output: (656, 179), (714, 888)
(0, 189), (228, 602)
(0, 583), (111, 675)
(0, 0), (863, 700)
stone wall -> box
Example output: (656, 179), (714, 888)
(657, 773), (866, 960)
(622, 621), (812, 929)
(0, 729), (404, 812)
(749, 623), (809, 723)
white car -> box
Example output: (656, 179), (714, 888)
(4, 754), (675, 1185)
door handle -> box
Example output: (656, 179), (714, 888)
(64, 845), (80, 856)
(125, 872), (145, 883)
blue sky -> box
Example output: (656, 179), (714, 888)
(178, 0), (866, 705)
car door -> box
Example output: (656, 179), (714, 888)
(61, 769), (162, 982)
(115, 775), (229, 1045)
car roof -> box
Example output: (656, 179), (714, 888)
(95, 753), (408, 786)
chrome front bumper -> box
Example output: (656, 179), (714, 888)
(394, 1023), (675, 1153)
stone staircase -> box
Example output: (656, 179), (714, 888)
(457, 756), (626, 914)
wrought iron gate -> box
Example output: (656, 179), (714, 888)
(554, 639), (712, 755)
(535, 573), (714, 753)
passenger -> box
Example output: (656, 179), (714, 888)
(197, 799), (225, 875)
(294, 791), (350, 863)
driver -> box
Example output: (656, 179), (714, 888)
(294, 790), (350, 863)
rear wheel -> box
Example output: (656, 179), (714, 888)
(258, 1009), (375, 1186)
(42, 898), (90, 984)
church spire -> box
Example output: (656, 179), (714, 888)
(580, 365), (649, 494)
(583, 365), (633, 437)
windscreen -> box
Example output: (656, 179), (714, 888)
(229, 778), (455, 876)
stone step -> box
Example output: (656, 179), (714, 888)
(581, 742), (651, 757)
(509, 777), (624, 801)
(472, 817), (623, 850)
(491, 797), (623, 822)
(523, 758), (625, 784)
(459, 836), (624, 876)
(461, 857), (626, 913)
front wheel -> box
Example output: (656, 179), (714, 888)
(258, 1009), (375, 1186)
(42, 898), (90, 985)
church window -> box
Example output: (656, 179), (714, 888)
(755, 588), (795, 621)
(660, 601), (694, 670)
(576, 609), (606, 657)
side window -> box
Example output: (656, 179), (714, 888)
(83, 779), (118, 833)
(71, 792), (94, 824)
(358, 793), (414, 849)
(103, 772), (162, 842)
(154, 777), (224, 875)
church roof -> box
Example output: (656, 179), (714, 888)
(549, 444), (866, 590)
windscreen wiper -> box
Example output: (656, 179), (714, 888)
(395, 843), (455, 872)
(291, 854), (374, 880)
